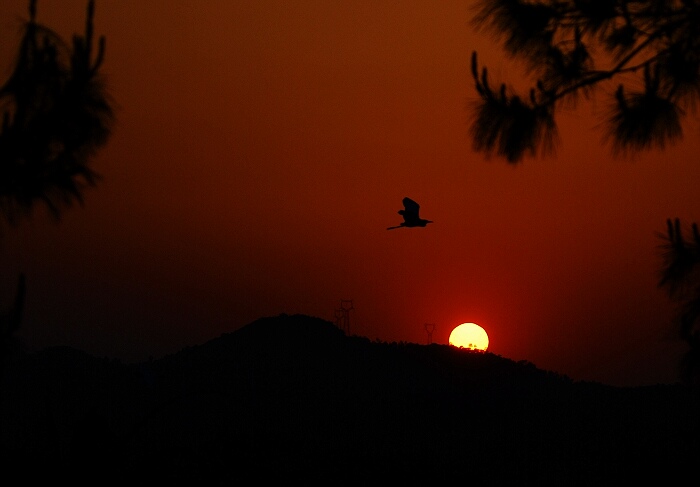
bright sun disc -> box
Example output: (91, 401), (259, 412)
(449, 322), (489, 351)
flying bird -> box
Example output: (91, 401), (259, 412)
(387, 197), (433, 230)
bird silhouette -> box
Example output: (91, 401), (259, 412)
(387, 197), (433, 230)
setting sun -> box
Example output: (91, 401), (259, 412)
(449, 323), (489, 351)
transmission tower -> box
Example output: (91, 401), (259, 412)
(335, 299), (353, 335)
(424, 323), (435, 344)
(334, 309), (344, 328)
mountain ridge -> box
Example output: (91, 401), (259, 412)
(1, 313), (697, 484)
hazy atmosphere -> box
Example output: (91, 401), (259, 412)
(2, 0), (700, 387)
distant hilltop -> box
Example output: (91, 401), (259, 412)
(1, 313), (697, 484)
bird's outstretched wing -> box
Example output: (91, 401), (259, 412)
(402, 197), (420, 217)
(399, 197), (421, 224)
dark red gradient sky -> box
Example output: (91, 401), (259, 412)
(1, 0), (699, 386)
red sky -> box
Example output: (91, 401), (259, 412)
(1, 0), (699, 387)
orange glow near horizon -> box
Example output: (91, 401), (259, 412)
(449, 323), (489, 351)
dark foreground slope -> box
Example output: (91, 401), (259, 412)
(1, 314), (698, 485)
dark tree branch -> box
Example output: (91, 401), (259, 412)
(469, 0), (700, 163)
(0, 0), (113, 225)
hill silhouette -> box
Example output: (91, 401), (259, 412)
(1, 313), (698, 484)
